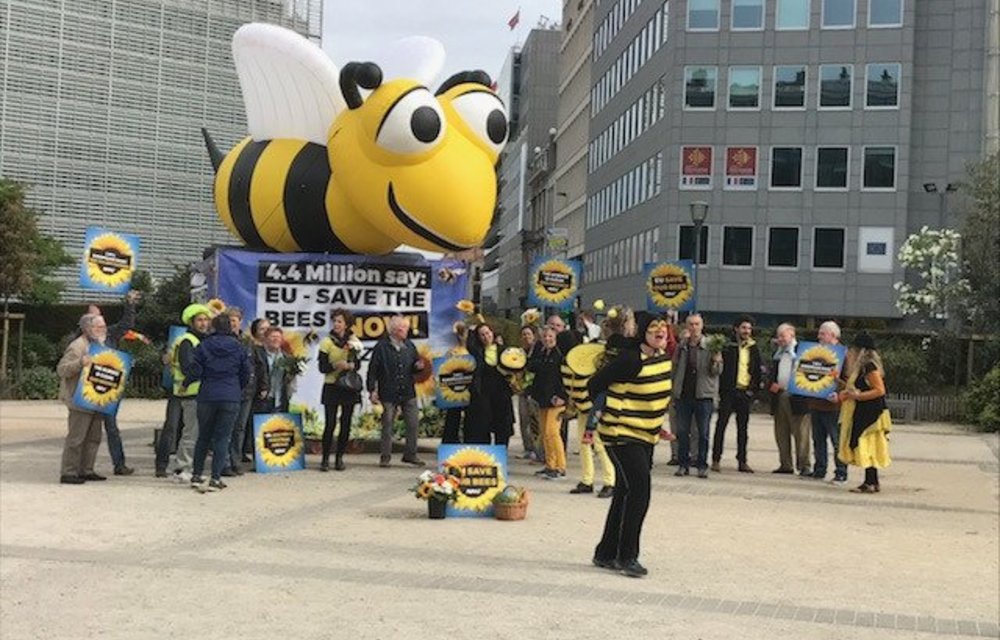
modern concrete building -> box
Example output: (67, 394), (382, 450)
(580, 0), (994, 322)
(0, 0), (322, 301)
(482, 27), (561, 316)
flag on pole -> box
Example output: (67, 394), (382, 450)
(507, 9), (520, 30)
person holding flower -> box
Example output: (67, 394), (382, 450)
(318, 308), (364, 471)
(465, 322), (515, 446)
(671, 313), (723, 479)
(836, 333), (892, 493)
(254, 327), (294, 414)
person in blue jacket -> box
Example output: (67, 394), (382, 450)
(183, 311), (250, 491)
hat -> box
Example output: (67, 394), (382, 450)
(634, 311), (662, 338)
(181, 303), (212, 326)
(853, 332), (876, 351)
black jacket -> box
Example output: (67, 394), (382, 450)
(366, 337), (420, 404)
(526, 345), (567, 408)
(719, 338), (764, 394)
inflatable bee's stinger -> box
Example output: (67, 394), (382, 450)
(203, 23), (508, 255)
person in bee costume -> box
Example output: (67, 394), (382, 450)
(202, 25), (507, 256)
(465, 322), (515, 447)
(835, 333), (892, 494)
(587, 312), (673, 578)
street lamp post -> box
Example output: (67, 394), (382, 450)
(689, 201), (709, 312)
(922, 182), (958, 226)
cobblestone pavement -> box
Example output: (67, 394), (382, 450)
(1, 401), (997, 639)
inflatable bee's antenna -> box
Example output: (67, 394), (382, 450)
(201, 128), (223, 172)
(340, 62), (383, 109)
(435, 70), (492, 95)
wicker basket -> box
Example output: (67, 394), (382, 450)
(494, 490), (529, 521)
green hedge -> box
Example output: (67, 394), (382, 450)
(961, 365), (1000, 432)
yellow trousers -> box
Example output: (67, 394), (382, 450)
(540, 407), (566, 472)
(577, 412), (615, 487)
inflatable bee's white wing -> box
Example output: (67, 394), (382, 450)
(377, 36), (446, 87)
(232, 23), (345, 145)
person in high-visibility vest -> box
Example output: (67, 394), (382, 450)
(159, 303), (212, 482)
(587, 311), (674, 579)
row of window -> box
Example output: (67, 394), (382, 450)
(586, 153), (664, 228)
(684, 63), (901, 111)
(591, 2), (670, 116)
(676, 145), (897, 191)
(593, 0), (645, 60)
(585, 227), (662, 283)
(588, 78), (666, 172)
(687, 0), (903, 31)
(677, 225), (895, 272)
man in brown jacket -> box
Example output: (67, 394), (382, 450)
(57, 313), (110, 484)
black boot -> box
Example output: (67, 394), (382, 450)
(319, 458), (330, 472)
(334, 454), (345, 471)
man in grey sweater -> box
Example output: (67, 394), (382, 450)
(672, 313), (723, 478)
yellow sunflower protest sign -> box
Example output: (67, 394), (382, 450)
(80, 227), (141, 293)
(438, 445), (507, 517)
(787, 342), (847, 399)
(644, 260), (696, 312)
(432, 354), (476, 409)
(527, 257), (581, 310)
(73, 344), (132, 415)
(253, 413), (306, 473)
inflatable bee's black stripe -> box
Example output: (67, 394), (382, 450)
(340, 61), (383, 109)
(435, 70), (492, 96)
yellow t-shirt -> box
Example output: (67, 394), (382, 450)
(736, 339), (754, 389)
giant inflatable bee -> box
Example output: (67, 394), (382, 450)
(202, 24), (508, 255)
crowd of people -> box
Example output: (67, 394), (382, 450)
(55, 295), (893, 566)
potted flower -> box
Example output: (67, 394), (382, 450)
(412, 468), (461, 519)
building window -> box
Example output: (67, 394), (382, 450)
(728, 66), (761, 109)
(723, 226), (754, 266)
(688, 0), (720, 29)
(770, 147), (803, 189)
(679, 225), (710, 264)
(858, 226), (895, 272)
(863, 146), (896, 190)
(813, 227), (846, 269)
(767, 227), (799, 268)
(866, 63), (901, 108)
(822, 0), (855, 27)
(815, 147), (849, 189)
(819, 64), (853, 109)
(680, 146), (713, 189)
(684, 66), (717, 109)
(725, 146), (758, 190)
(869, 0), (902, 26)
(732, 0), (764, 29)
(773, 65), (807, 109)
(776, 0), (810, 29)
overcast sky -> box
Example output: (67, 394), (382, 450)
(321, 0), (562, 85)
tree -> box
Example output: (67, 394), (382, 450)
(959, 152), (1000, 333)
(0, 179), (72, 312)
(893, 227), (970, 322)
(133, 267), (192, 341)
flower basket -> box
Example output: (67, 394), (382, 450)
(428, 499), (447, 519)
(493, 487), (529, 521)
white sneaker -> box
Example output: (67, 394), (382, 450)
(829, 477), (848, 486)
(172, 470), (192, 484)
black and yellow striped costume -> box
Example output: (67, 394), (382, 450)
(598, 352), (672, 445)
(561, 362), (593, 415)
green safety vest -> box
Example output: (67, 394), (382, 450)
(171, 333), (201, 397)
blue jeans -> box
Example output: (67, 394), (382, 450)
(675, 398), (714, 470)
(229, 396), (253, 469)
(811, 410), (847, 480)
(103, 413), (126, 469)
(193, 401), (240, 480)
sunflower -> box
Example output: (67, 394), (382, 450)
(416, 483), (432, 499)
(206, 298), (227, 317)
(531, 260), (576, 305)
(80, 350), (128, 408)
(84, 233), (136, 288)
(646, 263), (694, 310)
(281, 331), (310, 359)
(456, 299), (476, 314)
(413, 344), (437, 401)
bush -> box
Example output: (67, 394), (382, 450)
(13, 366), (59, 399)
(879, 343), (933, 395)
(20, 332), (58, 369)
(961, 365), (1000, 432)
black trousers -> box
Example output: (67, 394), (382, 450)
(595, 441), (653, 564)
(712, 389), (751, 463)
(322, 398), (356, 461)
(442, 408), (464, 444)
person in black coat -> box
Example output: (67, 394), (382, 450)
(527, 325), (568, 478)
(465, 322), (515, 446)
(711, 314), (763, 473)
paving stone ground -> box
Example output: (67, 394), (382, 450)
(1, 400), (997, 639)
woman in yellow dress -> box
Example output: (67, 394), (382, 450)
(836, 333), (892, 494)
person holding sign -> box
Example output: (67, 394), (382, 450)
(465, 322), (515, 447)
(836, 333), (892, 494)
(587, 312), (673, 578)
(56, 314), (111, 484)
(318, 308), (364, 472)
(808, 321), (848, 484)
(183, 312), (251, 491)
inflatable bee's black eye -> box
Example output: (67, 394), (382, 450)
(377, 88), (446, 155)
(450, 91), (508, 155)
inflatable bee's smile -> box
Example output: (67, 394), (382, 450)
(204, 24), (508, 255)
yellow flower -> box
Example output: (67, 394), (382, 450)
(206, 298), (227, 317)
(416, 483), (432, 499)
(456, 300), (475, 314)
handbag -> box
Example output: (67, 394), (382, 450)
(334, 368), (363, 393)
